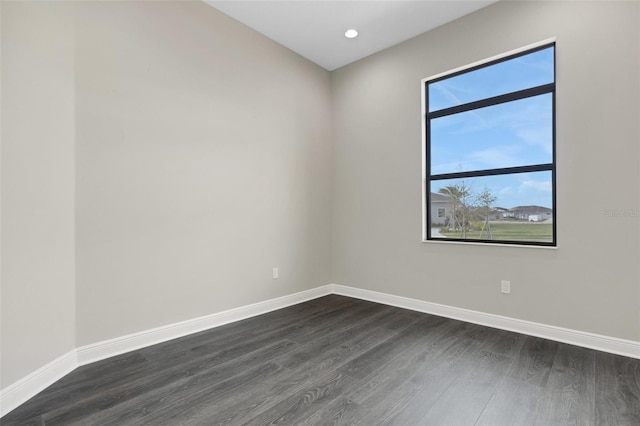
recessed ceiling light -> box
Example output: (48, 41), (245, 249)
(344, 29), (358, 39)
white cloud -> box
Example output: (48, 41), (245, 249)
(468, 146), (523, 169)
(498, 186), (514, 196)
(516, 126), (552, 155)
(431, 81), (468, 107)
(519, 178), (552, 193)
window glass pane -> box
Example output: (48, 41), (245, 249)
(430, 93), (552, 175)
(429, 171), (553, 243)
(428, 46), (554, 112)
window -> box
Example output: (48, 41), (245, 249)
(423, 41), (556, 246)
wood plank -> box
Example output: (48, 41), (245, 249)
(475, 377), (541, 426)
(275, 318), (396, 371)
(507, 335), (559, 387)
(137, 294), (359, 364)
(374, 307), (426, 332)
(356, 322), (489, 426)
(344, 315), (455, 404)
(398, 350), (511, 425)
(69, 362), (286, 425)
(285, 301), (390, 345)
(200, 325), (397, 425)
(534, 343), (596, 425)
(295, 320), (461, 426)
(298, 397), (360, 426)
(374, 348), (468, 425)
(241, 370), (357, 426)
(595, 351), (640, 426)
(0, 353), (151, 423)
(41, 339), (299, 425)
(337, 315), (452, 380)
(479, 328), (527, 358)
(0, 414), (44, 426)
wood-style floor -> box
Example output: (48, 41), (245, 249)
(2, 295), (639, 425)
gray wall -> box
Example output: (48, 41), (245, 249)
(1, 2), (77, 388)
(74, 1), (333, 345)
(331, 0), (640, 341)
(1, 0), (332, 387)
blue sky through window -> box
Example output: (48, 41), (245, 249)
(428, 46), (554, 209)
(428, 47), (554, 112)
(430, 93), (553, 175)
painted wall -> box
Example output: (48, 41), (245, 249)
(74, 1), (332, 345)
(1, 2), (76, 387)
(2, 0), (638, 402)
(331, 0), (640, 341)
(1, 0), (332, 388)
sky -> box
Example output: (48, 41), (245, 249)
(428, 46), (554, 209)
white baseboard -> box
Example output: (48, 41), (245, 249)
(77, 285), (333, 366)
(3, 282), (638, 418)
(1, 285), (332, 417)
(330, 283), (640, 359)
(0, 350), (77, 418)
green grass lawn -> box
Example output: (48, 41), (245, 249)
(439, 222), (553, 242)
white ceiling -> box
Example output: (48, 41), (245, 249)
(205, 0), (498, 71)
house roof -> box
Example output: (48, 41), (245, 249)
(430, 192), (452, 202)
(510, 205), (553, 213)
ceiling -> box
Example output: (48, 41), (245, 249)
(205, 0), (498, 71)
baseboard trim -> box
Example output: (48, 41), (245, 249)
(0, 350), (77, 417)
(1, 285), (332, 417)
(76, 285), (333, 366)
(3, 283), (638, 417)
(330, 283), (640, 359)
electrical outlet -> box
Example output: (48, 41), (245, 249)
(501, 280), (510, 294)
(272, 267), (279, 279)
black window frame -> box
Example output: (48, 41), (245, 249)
(424, 42), (557, 247)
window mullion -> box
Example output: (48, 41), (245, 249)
(431, 164), (554, 181)
(428, 83), (555, 119)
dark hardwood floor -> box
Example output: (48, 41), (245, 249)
(2, 295), (639, 425)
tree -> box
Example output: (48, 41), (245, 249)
(439, 180), (473, 238)
(439, 185), (460, 232)
(475, 186), (497, 239)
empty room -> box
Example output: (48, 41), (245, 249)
(1, 0), (639, 424)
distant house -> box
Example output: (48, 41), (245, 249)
(430, 192), (453, 225)
(506, 205), (553, 222)
(490, 207), (509, 221)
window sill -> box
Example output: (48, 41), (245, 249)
(422, 239), (558, 249)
